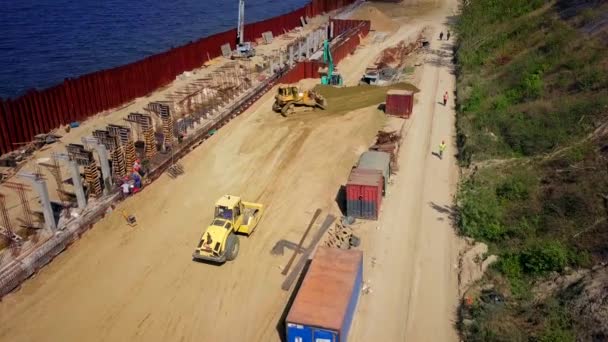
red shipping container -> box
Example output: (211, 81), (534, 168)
(346, 168), (383, 220)
(385, 89), (414, 118)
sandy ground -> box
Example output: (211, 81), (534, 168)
(0, 87), (385, 341)
(349, 1), (461, 340)
(0, 0), (461, 341)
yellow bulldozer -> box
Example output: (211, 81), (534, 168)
(272, 85), (327, 116)
(192, 195), (264, 263)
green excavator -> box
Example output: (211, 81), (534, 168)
(320, 40), (343, 86)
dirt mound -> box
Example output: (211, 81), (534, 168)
(377, 37), (424, 68)
(348, 5), (399, 33)
(560, 264), (608, 340)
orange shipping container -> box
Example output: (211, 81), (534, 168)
(286, 247), (363, 342)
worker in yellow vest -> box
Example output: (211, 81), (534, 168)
(439, 141), (447, 160)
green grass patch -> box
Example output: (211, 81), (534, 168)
(314, 83), (419, 116)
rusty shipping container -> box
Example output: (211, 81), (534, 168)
(385, 89), (414, 118)
(346, 168), (383, 220)
(286, 247), (363, 342)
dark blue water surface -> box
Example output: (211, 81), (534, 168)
(0, 0), (308, 99)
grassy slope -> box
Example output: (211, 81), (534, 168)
(454, 0), (608, 340)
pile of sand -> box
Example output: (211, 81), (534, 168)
(348, 5), (399, 33)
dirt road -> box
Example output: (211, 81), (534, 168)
(349, 1), (461, 341)
(0, 1), (461, 341)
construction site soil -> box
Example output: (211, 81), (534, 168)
(0, 86), (385, 341)
(0, 0), (462, 341)
(348, 4), (399, 32)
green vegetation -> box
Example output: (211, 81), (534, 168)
(454, 0), (608, 340)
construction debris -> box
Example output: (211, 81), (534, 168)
(323, 221), (360, 249)
(33, 133), (61, 147)
(370, 130), (402, 172)
(167, 163), (185, 178)
(121, 210), (137, 227)
(371, 256), (378, 268)
(362, 280), (373, 295)
(377, 35), (425, 68)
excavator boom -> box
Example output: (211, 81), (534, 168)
(321, 40), (343, 86)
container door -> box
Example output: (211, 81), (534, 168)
(346, 184), (362, 219)
(287, 323), (313, 342)
(313, 328), (337, 342)
(362, 185), (377, 220)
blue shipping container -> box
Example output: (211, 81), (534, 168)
(286, 247), (363, 342)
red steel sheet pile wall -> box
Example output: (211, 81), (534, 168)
(329, 19), (370, 64)
(0, 0), (359, 155)
(278, 61), (322, 84)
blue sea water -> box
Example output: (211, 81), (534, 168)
(0, 0), (308, 99)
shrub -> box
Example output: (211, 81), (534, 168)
(520, 241), (571, 275)
(459, 185), (506, 241)
(462, 85), (484, 113)
(497, 111), (567, 156)
(496, 178), (530, 201)
(509, 213), (541, 238)
(492, 94), (512, 111)
(522, 72), (544, 99)
(556, 193), (586, 218)
(496, 253), (522, 279)
(538, 300), (575, 342)
(538, 328), (576, 342)
(575, 67), (603, 91)
(563, 144), (588, 163)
